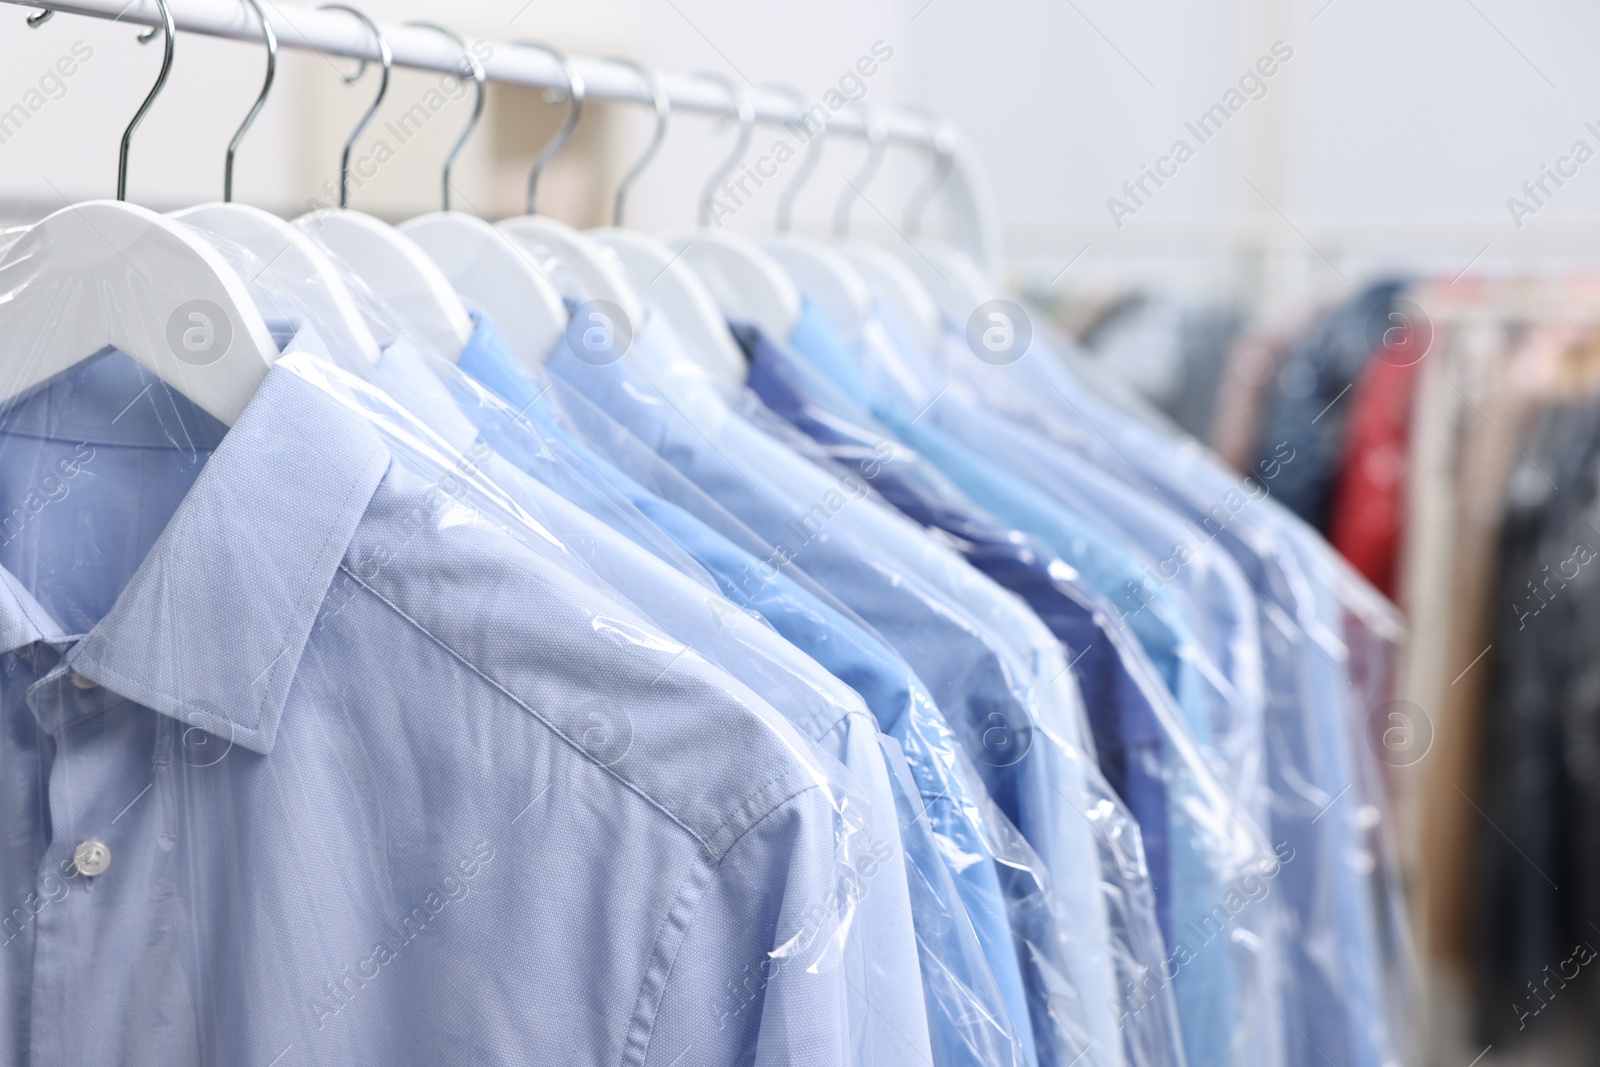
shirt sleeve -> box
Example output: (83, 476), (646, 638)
(643, 782), (854, 1067)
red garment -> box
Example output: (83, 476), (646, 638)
(1329, 350), (1423, 599)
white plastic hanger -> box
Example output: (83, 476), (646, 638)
(493, 42), (645, 340)
(406, 214), (568, 365)
(290, 6), (472, 359)
(840, 241), (944, 354)
(820, 106), (945, 352)
(759, 98), (892, 345)
(180, 204), (384, 368)
(586, 58), (745, 394)
(765, 236), (871, 342)
(0, 0), (276, 426)
(171, 0), (383, 368)
(671, 230), (801, 342)
(395, 25), (567, 367)
(895, 243), (995, 330)
(596, 229), (749, 391)
(663, 72), (800, 341)
(893, 124), (997, 329)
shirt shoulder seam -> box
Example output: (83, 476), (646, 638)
(335, 561), (718, 854)
(629, 782), (829, 1066)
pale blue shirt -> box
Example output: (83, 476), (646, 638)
(785, 306), (1273, 1067)
(454, 313), (1045, 1067)
(941, 323), (1400, 1067)
(0, 343), (873, 1066)
(549, 315), (1133, 1067)
(368, 324), (944, 1066)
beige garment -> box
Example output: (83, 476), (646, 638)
(1391, 317), (1474, 955)
(1398, 312), (1570, 977)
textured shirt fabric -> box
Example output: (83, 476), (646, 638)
(954, 323), (1407, 1067)
(544, 317), (1136, 1067)
(738, 318), (1188, 1067)
(544, 381), (1050, 1067)
(363, 322), (936, 1067)
(780, 305), (1270, 1067)
(452, 315), (1039, 1067)
(0, 343), (884, 1066)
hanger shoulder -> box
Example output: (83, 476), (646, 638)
(496, 216), (645, 340)
(0, 201), (276, 426)
(894, 241), (996, 329)
(763, 236), (872, 344)
(590, 228), (746, 391)
(295, 209), (473, 358)
(174, 203), (383, 368)
(401, 212), (568, 367)
(664, 231), (801, 341)
(838, 242), (943, 354)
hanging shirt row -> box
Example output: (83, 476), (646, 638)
(0, 10), (1413, 1067)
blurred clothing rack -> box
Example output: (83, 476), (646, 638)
(0, 0), (1004, 269)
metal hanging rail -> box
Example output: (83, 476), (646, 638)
(2, 0), (1004, 271)
(11, 0), (939, 142)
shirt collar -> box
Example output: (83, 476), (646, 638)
(17, 335), (391, 755)
(0, 568), (65, 656)
(458, 310), (550, 412)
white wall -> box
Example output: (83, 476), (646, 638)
(1, 0), (1596, 310)
(912, 0), (1600, 305)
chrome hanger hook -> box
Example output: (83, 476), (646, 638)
(118, 0), (175, 202)
(904, 120), (957, 239)
(513, 41), (584, 216)
(606, 57), (668, 227)
(692, 71), (753, 229)
(770, 84), (825, 234)
(834, 108), (888, 238)
(408, 23), (485, 212)
(224, 0), (276, 203)
(316, 4), (391, 209)
(25, 9), (53, 28)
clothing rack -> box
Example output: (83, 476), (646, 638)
(1, 0), (1004, 270)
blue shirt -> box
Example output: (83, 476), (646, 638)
(942, 322), (1403, 1067)
(739, 320), (1192, 1067)
(781, 304), (1277, 1067)
(455, 314), (1046, 1067)
(358, 326), (938, 1067)
(0, 344), (874, 1066)
(545, 319), (1138, 1067)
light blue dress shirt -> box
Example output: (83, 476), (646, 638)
(0, 342), (881, 1066)
(453, 313), (1048, 1067)
(782, 305), (1276, 1067)
(544, 318), (1130, 1067)
(739, 317), (1193, 1067)
(615, 315), (1136, 1067)
(356, 327), (938, 1067)
(942, 322), (1405, 1067)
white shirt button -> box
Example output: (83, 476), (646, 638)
(73, 839), (111, 877)
(68, 670), (97, 690)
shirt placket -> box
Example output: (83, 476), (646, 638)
(26, 657), (158, 1067)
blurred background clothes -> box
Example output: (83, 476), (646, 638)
(10, 0), (1600, 1063)
(1066, 274), (1600, 1066)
